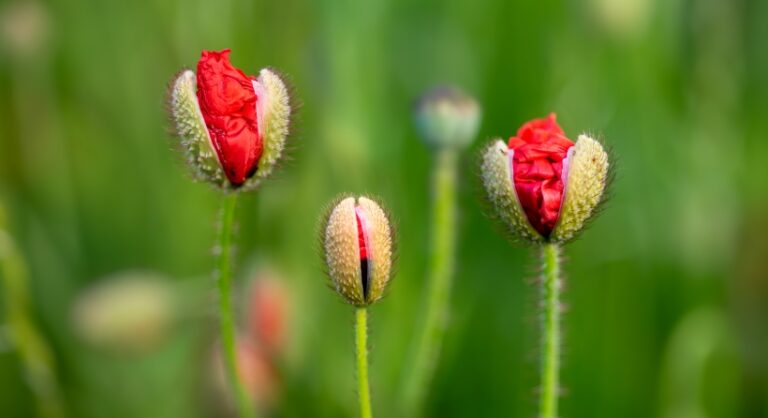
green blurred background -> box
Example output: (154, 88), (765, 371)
(1, 0), (767, 416)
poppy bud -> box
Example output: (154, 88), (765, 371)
(414, 86), (481, 149)
(481, 114), (609, 243)
(168, 49), (291, 191)
(246, 274), (288, 354)
(321, 196), (394, 306)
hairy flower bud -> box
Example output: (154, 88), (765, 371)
(414, 86), (481, 149)
(481, 114), (609, 244)
(321, 196), (394, 306)
(168, 49), (291, 191)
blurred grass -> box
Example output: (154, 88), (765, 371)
(1, 0), (767, 417)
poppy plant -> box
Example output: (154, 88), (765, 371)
(401, 86), (481, 418)
(165, 49), (295, 418)
(321, 195), (396, 418)
(480, 114), (611, 418)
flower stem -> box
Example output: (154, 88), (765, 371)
(216, 193), (255, 418)
(356, 307), (373, 418)
(0, 227), (66, 418)
(402, 148), (458, 416)
(539, 243), (562, 418)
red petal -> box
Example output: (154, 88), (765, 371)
(508, 113), (574, 236)
(196, 49), (263, 186)
(355, 209), (368, 261)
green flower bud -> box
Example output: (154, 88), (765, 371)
(481, 139), (544, 243)
(321, 196), (394, 306)
(414, 86), (481, 149)
(169, 70), (227, 186)
(551, 135), (610, 242)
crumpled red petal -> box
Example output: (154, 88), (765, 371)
(196, 49), (262, 186)
(508, 113), (574, 237)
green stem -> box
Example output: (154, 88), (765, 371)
(216, 193), (255, 418)
(356, 307), (373, 418)
(402, 148), (458, 416)
(540, 243), (561, 418)
(0, 216), (66, 418)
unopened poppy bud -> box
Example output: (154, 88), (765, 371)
(321, 196), (394, 306)
(481, 114), (609, 244)
(414, 86), (481, 149)
(246, 274), (288, 354)
(168, 49), (292, 191)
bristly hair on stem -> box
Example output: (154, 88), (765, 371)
(538, 243), (562, 418)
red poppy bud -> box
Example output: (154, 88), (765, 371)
(168, 49), (291, 191)
(246, 275), (288, 354)
(481, 114), (609, 244)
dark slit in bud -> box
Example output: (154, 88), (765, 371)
(355, 208), (370, 301)
(361, 259), (370, 300)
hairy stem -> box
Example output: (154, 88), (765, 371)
(540, 243), (561, 418)
(356, 307), (373, 418)
(402, 148), (458, 416)
(216, 193), (255, 418)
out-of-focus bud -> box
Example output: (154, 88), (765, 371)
(72, 271), (175, 353)
(168, 49), (292, 191)
(321, 196), (395, 306)
(212, 338), (277, 411)
(246, 273), (288, 354)
(0, 1), (49, 59)
(480, 114), (609, 244)
(414, 86), (481, 149)
(589, 0), (651, 40)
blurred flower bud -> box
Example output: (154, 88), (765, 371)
(72, 271), (175, 353)
(0, 1), (49, 59)
(212, 338), (277, 411)
(322, 196), (394, 306)
(414, 86), (481, 149)
(246, 273), (288, 354)
(589, 0), (651, 40)
(168, 49), (292, 191)
(481, 114), (610, 244)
